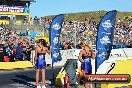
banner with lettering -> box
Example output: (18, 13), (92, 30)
(0, 6), (28, 13)
(95, 10), (117, 71)
(50, 14), (64, 65)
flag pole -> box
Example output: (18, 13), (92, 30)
(51, 57), (55, 87)
(50, 32), (55, 88)
(49, 24), (55, 87)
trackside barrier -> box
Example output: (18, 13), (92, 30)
(31, 48), (132, 70)
(97, 48), (132, 74)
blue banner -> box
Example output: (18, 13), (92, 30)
(96, 10), (117, 71)
(50, 14), (64, 65)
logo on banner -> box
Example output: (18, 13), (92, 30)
(53, 37), (59, 45)
(52, 23), (61, 30)
(53, 53), (59, 58)
(38, 55), (44, 58)
(98, 52), (108, 60)
(102, 20), (112, 30)
(100, 36), (111, 44)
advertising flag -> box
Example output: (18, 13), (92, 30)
(96, 10), (117, 70)
(50, 14), (64, 65)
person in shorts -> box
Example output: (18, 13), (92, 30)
(34, 40), (51, 88)
(78, 39), (95, 88)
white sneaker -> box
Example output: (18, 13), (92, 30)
(37, 86), (40, 88)
(42, 85), (46, 88)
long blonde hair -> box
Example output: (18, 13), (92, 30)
(83, 39), (93, 50)
(83, 39), (96, 59)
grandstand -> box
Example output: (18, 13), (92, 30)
(0, 0), (35, 25)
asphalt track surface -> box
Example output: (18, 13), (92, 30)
(0, 67), (61, 88)
(0, 68), (101, 88)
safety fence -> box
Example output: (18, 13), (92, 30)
(30, 48), (132, 67)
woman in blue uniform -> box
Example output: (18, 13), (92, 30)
(34, 40), (50, 88)
(78, 39), (95, 88)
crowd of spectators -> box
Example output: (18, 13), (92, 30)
(0, 27), (35, 62)
(33, 17), (132, 49)
(0, 16), (132, 62)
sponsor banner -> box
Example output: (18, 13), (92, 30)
(85, 74), (130, 83)
(0, 6), (28, 13)
(96, 10), (117, 70)
(110, 48), (132, 57)
(50, 14), (64, 64)
(110, 49), (125, 57)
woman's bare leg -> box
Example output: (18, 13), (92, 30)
(41, 69), (45, 86)
(89, 83), (93, 88)
(36, 69), (40, 86)
(85, 83), (90, 88)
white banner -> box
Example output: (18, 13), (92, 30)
(31, 48), (132, 66)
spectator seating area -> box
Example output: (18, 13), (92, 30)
(0, 17), (132, 62)
(0, 29), (35, 62)
(32, 17), (132, 49)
